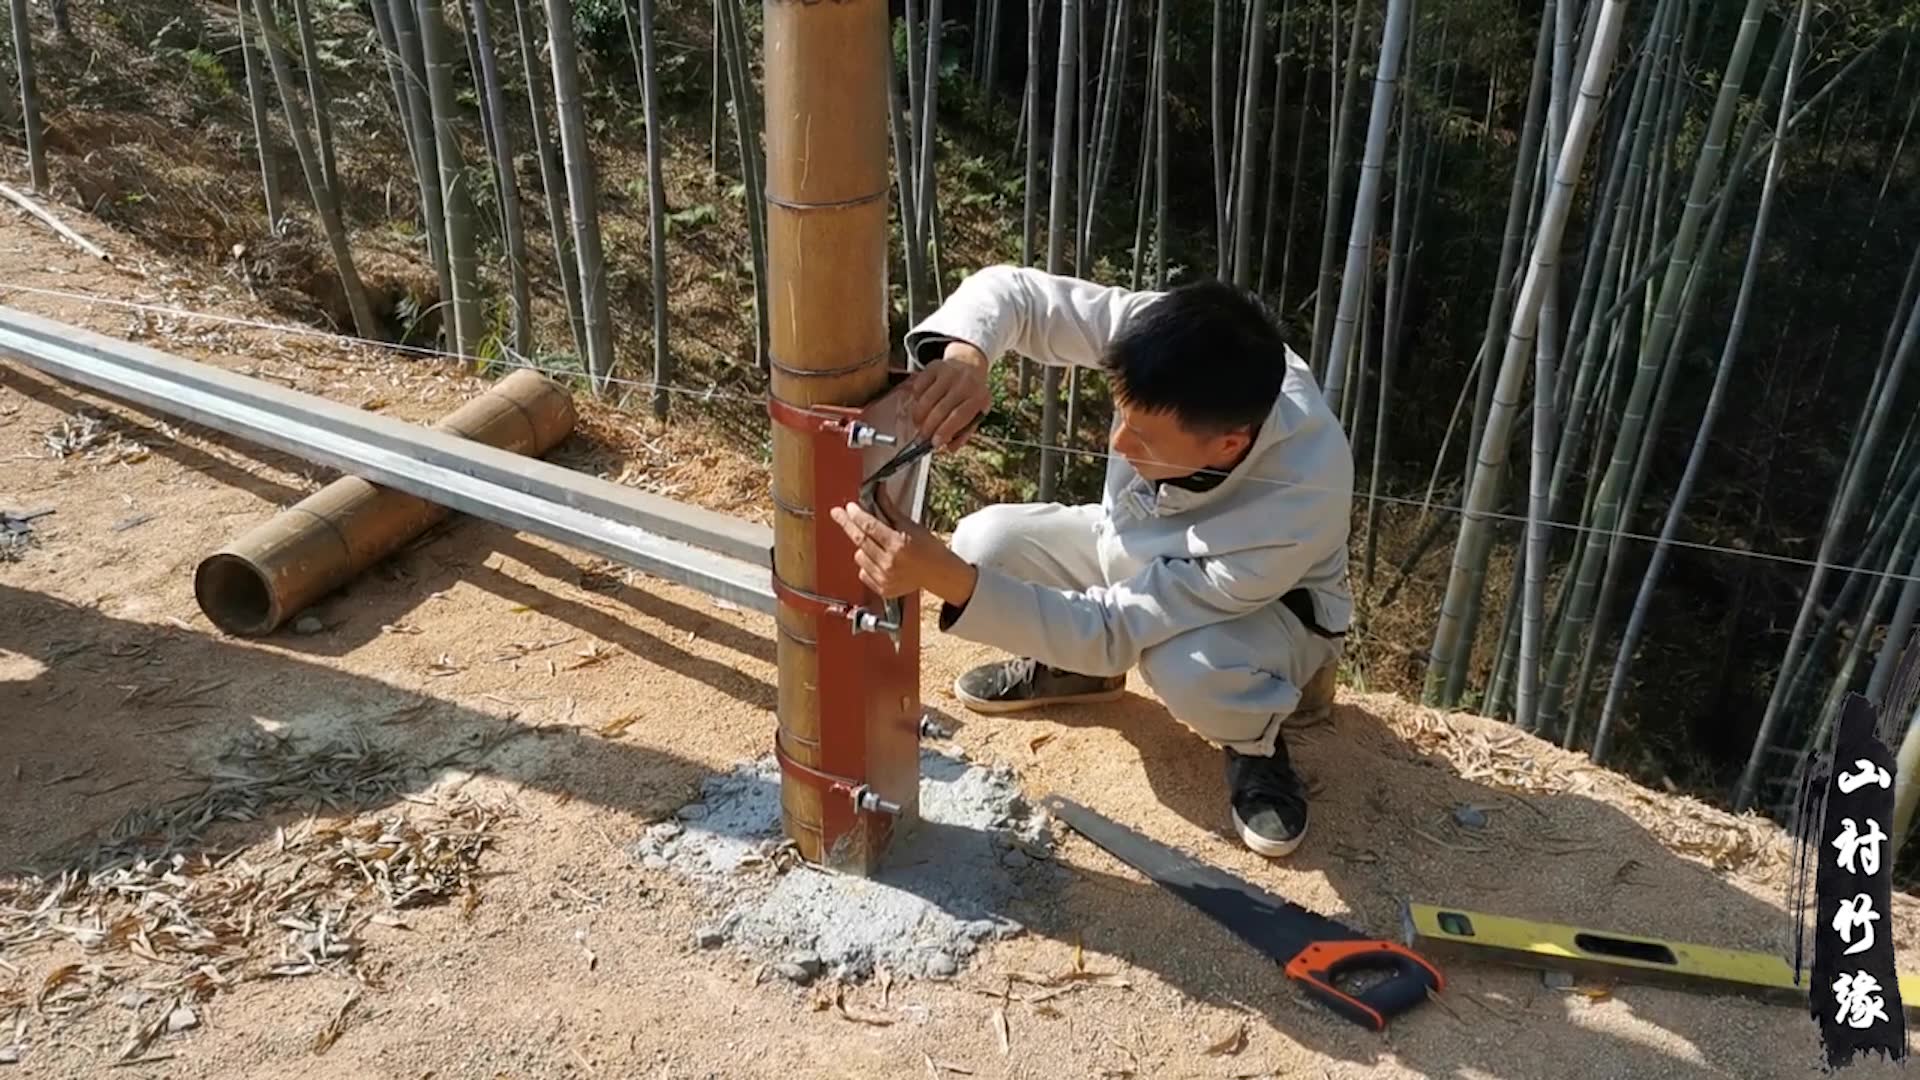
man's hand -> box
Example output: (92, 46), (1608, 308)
(829, 490), (979, 607)
(903, 340), (992, 449)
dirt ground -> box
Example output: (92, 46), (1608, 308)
(4, 212), (1918, 1080)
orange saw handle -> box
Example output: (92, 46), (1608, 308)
(1284, 940), (1445, 1032)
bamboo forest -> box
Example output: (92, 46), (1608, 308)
(5, 0), (1919, 846)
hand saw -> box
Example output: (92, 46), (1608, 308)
(1043, 796), (1445, 1031)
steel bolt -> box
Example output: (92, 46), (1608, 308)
(846, 423), (898, 449)
(855, 787), (902, 816)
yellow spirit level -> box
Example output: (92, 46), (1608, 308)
(1401, 901), (1920, 1016)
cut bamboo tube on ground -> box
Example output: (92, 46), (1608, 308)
(763, 0), (909, 874)
(194, 368), (576, 635)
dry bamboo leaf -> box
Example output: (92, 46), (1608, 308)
(1425, 987), (1466, 1024)
(878, 968), (894, 1010)
(1464, 992), (1522, 1025)
(115, 998), (173, 1063)
(596, 714), (640, 739)
(1204, 1018), (1248, 1056)
(312, 988), (360, 1054)
(1057, 971), (1130, 989)
(1409, 827), (1489, 854)
(383, 702), (433, 725)
(991, 1007), (1009, 1055)
(425, 655), (464, 677)
(567, 642), (615, 670)
(36, 965), (80, 1011)
(1578, 985), (1613, 1002)
(922, 1056), (973, 1077)
(832, 986), (893, 1027)
(380, 623), (423, 636)
(1028, 733), (1054, 754)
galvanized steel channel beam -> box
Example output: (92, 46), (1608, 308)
(0, 305), (778, 615)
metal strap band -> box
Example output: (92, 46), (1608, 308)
(774, 619), (819, 649)
(768, 547), (861, 620)
(765, 190), (888, 212)
(767, 483), (813, 520)
(767, 349), (890, 380)
(773, 733), (861, 797)
(766, 393), (839, 435)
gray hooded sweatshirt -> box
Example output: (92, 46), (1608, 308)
(905, 265), (1356, 681)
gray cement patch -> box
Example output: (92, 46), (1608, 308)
(631, 746), (1056, 983)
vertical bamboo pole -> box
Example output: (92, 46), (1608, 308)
(764, 0), (896, 872)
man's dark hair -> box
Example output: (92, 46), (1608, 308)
(1100, 278), (1290, 435)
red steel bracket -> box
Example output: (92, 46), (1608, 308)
(767, 374), (923, 873)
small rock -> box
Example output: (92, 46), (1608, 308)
(694, 926), (726, 949)
(0, 1047), (18, 1065)
(1453, 805), (1489, 830)
(1542, 970), (1575, 990)
(785, 951), (824, 979)
(642, 855), (669, 871)
(677, 804), (710, 822)
(167, 1006), (199, 1033)
(999, 848), (1029, 869)
(648, 821), (684, 842)
(774, 962), (816, 985)
(927, 953), (958, 978)
(293, 615), (325, 635)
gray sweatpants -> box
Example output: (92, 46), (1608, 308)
(949, 502), (1343, 756)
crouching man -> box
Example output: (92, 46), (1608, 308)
(827, 265), (1354, 857)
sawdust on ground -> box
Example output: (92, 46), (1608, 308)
(2, 209), (1915, 1080)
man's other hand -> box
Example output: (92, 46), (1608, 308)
(829, 492), (979, 606)
(904, 340), (992, 449)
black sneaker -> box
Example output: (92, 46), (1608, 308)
(952, 657), (1126, 714)
(1224, 738), (1310, 857)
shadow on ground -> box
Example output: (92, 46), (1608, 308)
(0, 579), (1839, 1077)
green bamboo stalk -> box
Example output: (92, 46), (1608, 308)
(1424, 0), (1628, 708)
